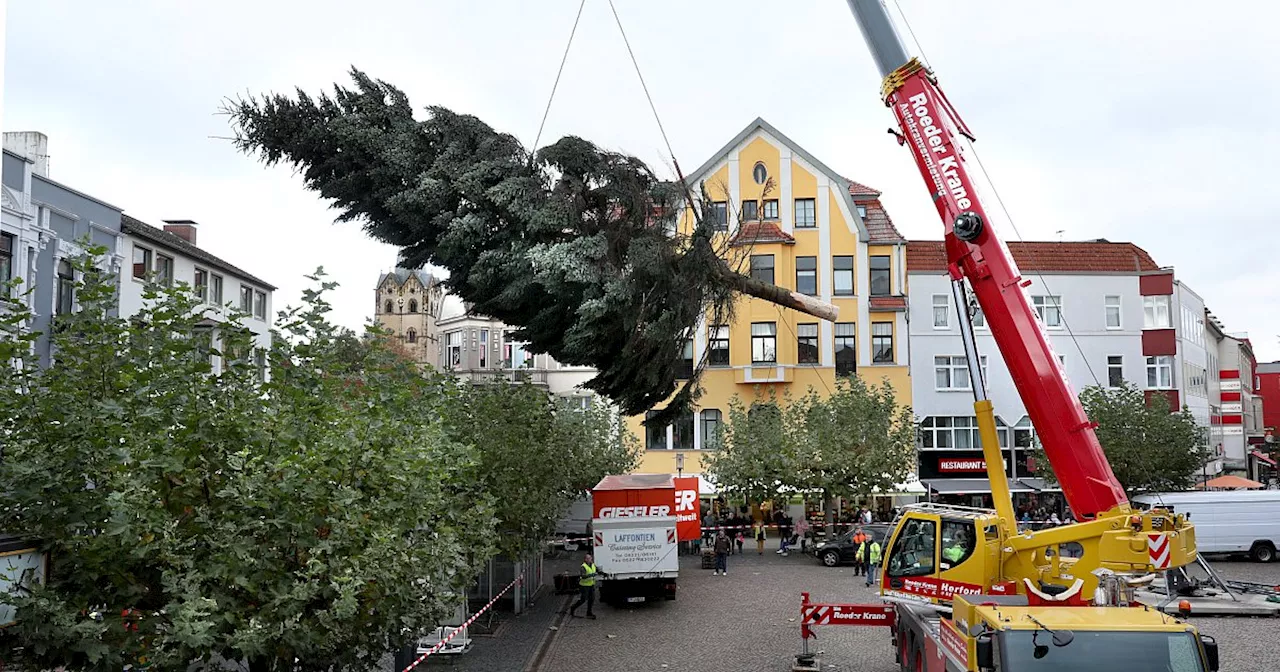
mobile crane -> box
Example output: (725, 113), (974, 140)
(834, 1), (1221, 670)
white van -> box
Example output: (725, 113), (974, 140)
(1133, 490), (1280, 562)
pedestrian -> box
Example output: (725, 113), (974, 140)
(851, 527), (868, 576)
(863, 537), (882, 587)
(795, 515), (811, 553)
(568, 553), (598, 619)
(754, 520), (766, 555)
(702, 511), (715, 545)
(735, 529), (745, 555)
(713, 530), (731, 576)
(1049, 512), (1062, 527)
(861, 507), (873, 525)
(776, 511), (792, 556)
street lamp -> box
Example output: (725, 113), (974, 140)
(676, 452), (685, 477)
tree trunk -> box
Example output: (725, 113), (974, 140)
(713, 260), (839, 322)
(823, 491), (837, 538)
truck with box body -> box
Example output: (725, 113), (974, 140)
(590, 474), (680, 604)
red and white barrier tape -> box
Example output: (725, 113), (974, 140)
(401, 574), (523, 672)
(549, 519), (1073, 545)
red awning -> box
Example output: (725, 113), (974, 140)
(1250, 450), (1276, 467)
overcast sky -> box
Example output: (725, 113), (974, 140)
(5, 1), (1277, 361)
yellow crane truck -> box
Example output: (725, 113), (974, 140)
(834, 1), (1221, 669)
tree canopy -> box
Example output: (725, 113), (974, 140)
(226, 69), (825, 421)
(1033, 383), (1209, 495)
(704, 377), (915, 529)
(0, 256), (636, 671)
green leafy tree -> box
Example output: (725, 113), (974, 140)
(0, 258), (493, 671)
(702, 392), (796, 505)
(1032, 383), (1209, 495)
(791, 378), (916, 534)
(225, 70), (829, 422)
(440, 383), (639, 559)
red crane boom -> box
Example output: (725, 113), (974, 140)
(845, 0), (1128, 519)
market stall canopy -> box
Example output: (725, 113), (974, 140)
(696, 473), (718, 495)
(872, 480), (927, 495)
(1204, 474), (1264, 490)
(924, 478), (1034, 495)
(1250, 450), (1276, 467)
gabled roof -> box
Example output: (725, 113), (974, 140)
(377, 268), (440, 289)
(120, 215), (275, 290)
(728, 221), (795, 247)
(861, 200), (905, 244)
(846, 179), (882, 198)
(906, 240), (1161, 274)
(683, 117), (869, 240)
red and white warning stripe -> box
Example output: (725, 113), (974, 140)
(1148, 533), (1171, 569)
(400, 574), (523, 672)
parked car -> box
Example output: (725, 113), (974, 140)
(812, 523), (891, 567)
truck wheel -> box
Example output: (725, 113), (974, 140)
(822, 550), (841, 567)
(1250, 542), (1276, 563)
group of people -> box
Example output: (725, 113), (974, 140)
(849, 526), (882, 587)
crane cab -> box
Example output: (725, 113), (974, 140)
(880, 504), (1006, 606)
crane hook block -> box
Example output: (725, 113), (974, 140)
(953, 211), (984, 241)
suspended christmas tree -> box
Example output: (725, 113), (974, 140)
(227, 69), (832, 418)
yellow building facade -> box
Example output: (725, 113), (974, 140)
(630, 119), (912, 476)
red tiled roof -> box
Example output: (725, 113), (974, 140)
(846, 179), (881, 198)
(906, 240), (1162, 274)
(729, 221), (796, 246)
(869, 296), (907, 311)
(862, 199), (905, 244)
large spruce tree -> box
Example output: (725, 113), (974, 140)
(226, 69), (829, 418)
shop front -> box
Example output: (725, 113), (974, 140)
(918, 449), (1067, 519)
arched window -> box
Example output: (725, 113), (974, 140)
(384, 300), (393, 314)
(408, 299), (418, 313)
(407, 328), (418, 343)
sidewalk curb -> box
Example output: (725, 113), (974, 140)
(523, 595), (572, 672)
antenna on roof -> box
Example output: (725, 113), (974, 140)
(1055, 229), (1064, 242)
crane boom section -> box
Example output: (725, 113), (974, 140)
(845, 0), (1127, 519)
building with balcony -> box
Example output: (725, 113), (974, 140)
(120, 215), (274, 374)
(1206, 326), (1267, 478)
(433, 309), (596, 401)
(905, 239), (1226, 503)
(627, 118), (912, 477)
(374, 268), (445, 366)
(2, 132), (275, 373)
(3, 132), (125, 367)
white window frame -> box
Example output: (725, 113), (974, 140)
(1104, 295), (1122, 329)
(1146, 355), (1174, 389)
(253, 290), (267, 320)
(934, 355), (988, 391)
(794, 199), (816, 228)
(445, 330), (464, 369)
(1143, 295), (1171, 329)
(210, 274), (224, 304)
(932, 294), (950, 329)
(751, 322), (777, 364)
(479, 328), (489, 368)
(1032, 295), (1062, 328)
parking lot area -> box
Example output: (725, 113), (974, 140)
(538, 544), (1280, 672)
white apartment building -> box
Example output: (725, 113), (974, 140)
(434, 306), (596, 402)
(121, 215), (274, 374)
(906, 239), (1211, 498)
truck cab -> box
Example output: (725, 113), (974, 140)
(880, 505), (1005, 606)
(944, 595), (1220, 672)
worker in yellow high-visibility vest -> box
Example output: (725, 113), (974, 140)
(569, 553), (597, 619)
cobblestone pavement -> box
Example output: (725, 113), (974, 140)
(535, 544), (1280, 672)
